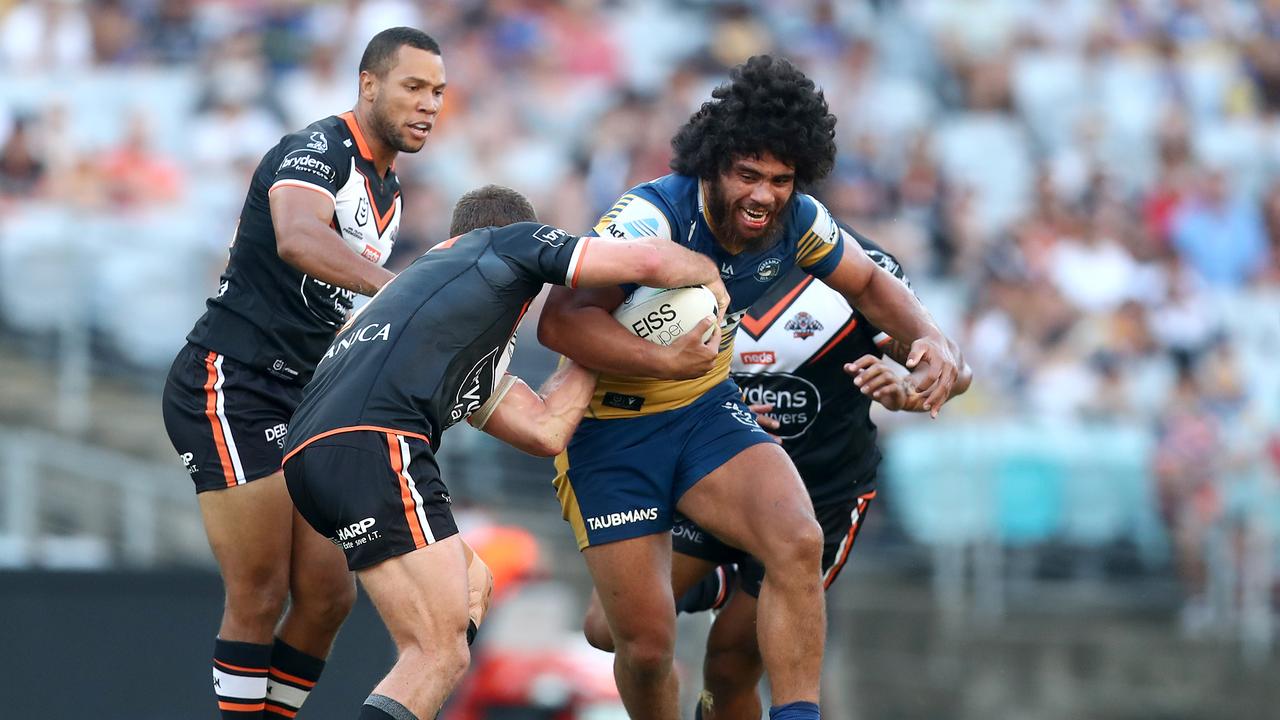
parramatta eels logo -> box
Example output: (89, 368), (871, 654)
(755, 257), (781, 282)
(784, 311), (823, 339)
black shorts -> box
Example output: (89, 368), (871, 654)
(672, 489), (876, 598)
(283, 430), (458, 571)
(161, 343), (302, 493)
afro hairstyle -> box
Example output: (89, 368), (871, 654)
(670, 55), (837, 190)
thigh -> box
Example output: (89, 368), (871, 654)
(163, 344), (300, 492)
(284, 431), (459, 572)
(198, 470), (294, 585)
(359, 534), (471, 647)
(552, 415), (681, 550)
(675, 442), (816, 560)
(289, 506), (355, 601)
(582, 533), (676, 643)
(671, 382), (776, 501)
(671, 549), (720, 601)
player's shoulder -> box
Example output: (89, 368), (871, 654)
(788, 193), (835, 233)
(840, 222), (907, 279)
(276, 115), (350, 158)
(597, 173), (695, 241)
(266, 115), (353, 190)
(487, 221), (576, 251)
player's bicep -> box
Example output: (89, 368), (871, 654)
(268, 184), (336, 228)
(818, 242), (878, 300)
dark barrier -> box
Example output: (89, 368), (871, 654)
(1, 570), (395, 719)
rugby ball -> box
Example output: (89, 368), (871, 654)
(613, 286), (717, 346)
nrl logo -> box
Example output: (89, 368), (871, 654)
(307, 131), (328, 152)
(784, 312), (823, 339)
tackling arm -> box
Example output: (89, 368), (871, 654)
(821, 248), (961, 416)
(537, 286), (721, 380)
(269, 185), (395, 296)
(468, 361), (599, 457)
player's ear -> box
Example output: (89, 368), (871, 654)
(358, 70), (378, 103)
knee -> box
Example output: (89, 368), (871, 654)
(293, 575), (357, 631)
(613, 625), (675, 677)
(704, 642), (761, 691)
(224, 571), (290, 627)
(761, 516), (824, 573)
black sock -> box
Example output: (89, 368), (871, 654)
(265, 637), (326, 718)
(359, 694), (419, 720)
(212, 638), (271, 718)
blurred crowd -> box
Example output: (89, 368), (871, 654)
(3, 0), (1280, 624)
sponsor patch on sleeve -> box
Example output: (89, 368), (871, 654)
(593, 195), (672, 241)
(276, 149), (337, 185)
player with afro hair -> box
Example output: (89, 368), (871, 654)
(540, 52), (962, 720)
(671, 54), (838, 191)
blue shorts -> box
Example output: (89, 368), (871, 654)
(553, 379), (773, 549)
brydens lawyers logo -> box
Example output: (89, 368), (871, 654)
(740, 350), (776, 365)
(784, 312), (823, 339)
(533, 224), (571, 247)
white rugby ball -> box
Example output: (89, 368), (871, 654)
(613, 286), (717, 346)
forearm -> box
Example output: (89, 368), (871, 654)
(278, 223), (395, 296)
(539, 301), (675, 378)
(535, 361), (598, 444)
(540, 293), (680, 379)
(637, 239), (721, 289)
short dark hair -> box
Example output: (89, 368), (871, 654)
(670, 55), (837, 190)
(448, 185), (538, 237)
(359, 27), (441, 77)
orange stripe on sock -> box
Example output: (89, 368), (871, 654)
(218, 700), (267, 712)
(213, 658), (268, 675)
(268, 667), (317, 688)
(265, 701), (299, 718)
(203, 352), (237, 488)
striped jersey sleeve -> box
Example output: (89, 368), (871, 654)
(593, 191), (675, 243)
(794, 195), (844, 278)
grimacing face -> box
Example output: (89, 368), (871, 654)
(368, 45), (447, 155)
(707, 152), (795, 254)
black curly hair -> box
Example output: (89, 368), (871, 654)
(670, 55), (837, 189)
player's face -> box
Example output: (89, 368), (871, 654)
(708, 153), (794, 253)
(369, 46), (447, 154)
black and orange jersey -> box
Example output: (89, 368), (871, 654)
(284, 222), (590, 456)
(730, 226), (911, 503)
(187, 112), (400, 384)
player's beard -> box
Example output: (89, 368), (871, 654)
(706, 177), (789, 255)
(370, 96), (421, 155)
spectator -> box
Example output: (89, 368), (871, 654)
(1170, 168), (1269, 288)
(0, 0), (92, 71)
(0, 116), (45, 198)
(98, 112), (183, 210)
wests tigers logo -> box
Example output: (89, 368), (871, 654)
(784, 312), (823, 339)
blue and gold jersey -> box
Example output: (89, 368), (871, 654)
(589, 173), (845, 418)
